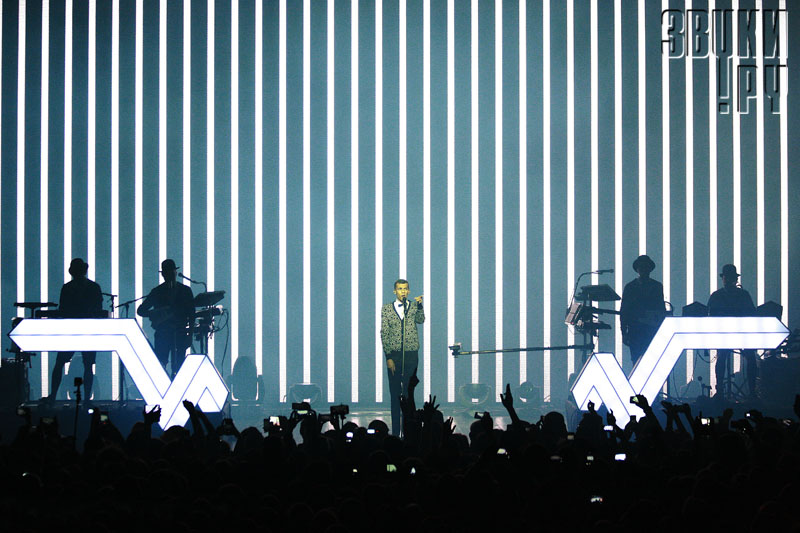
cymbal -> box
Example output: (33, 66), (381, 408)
(194, 290), (225, 307)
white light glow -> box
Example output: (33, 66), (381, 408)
(183, 0), (191, 282)
(566, 0), (574, 377)
(16, 0), (26, 318)
(351, 0), (359, 403)
(326, 0), (334, 403)
(732, 0), (741, 269)
(302, 0), (311, 384)
(423, 0), (431, 399)
(399, 0), (407, 277)
(40, 0), (50, 396)
(590, 0), (598, 286)
(64, 0), (72, 283)
(206, 0), (215, 361)
(135, 0), (143, 329)
(255, 0), (263, 377)
(88, 0), (95, 271)
(279, 0), (288, 401)
(637, 0), (646, 254)
(542, 0), (551, 400)
(12, 319), (229, 429)
(494, 0), (502, 401)
(685, 0), (694, 385)
(661, 0), (670, 305)
(572, 317), (790, 427)
(231, 0), (239, 370)
(614, 0), (622, 365)
(780, 0), (788, 325)
(159, 0), (167, 263)
(518, 0), (527, 385)
(755, 0), (764, 305)
(111, 0), (121, 398)
(470, 0), (479, 384)
(375, 0), (384, 403)
(447, 0), (455, 401)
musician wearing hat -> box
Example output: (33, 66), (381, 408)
(619, 255), (666, 365)
(137, 259), (195, 377)
(48, 258), (104, 401)
(708, 264), (757, 399)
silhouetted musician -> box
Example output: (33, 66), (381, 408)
(48, 258), (104, 401)
(137, 259), (194, 378)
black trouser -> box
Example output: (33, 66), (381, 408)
(715, 349), (757, 398)
(154, 328), (190, 378)
(51, 351), (96, 399)
(386, 349), (418, 437)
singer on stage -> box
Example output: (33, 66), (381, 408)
(137, 259), (195, 378)
(380, 279), (425, 437)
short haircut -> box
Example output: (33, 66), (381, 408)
(394, 279), (409, 290)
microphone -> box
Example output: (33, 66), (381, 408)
(179, 273), (197, 284)
(595, 268), (614, 274)
(102, 293), (117, 298)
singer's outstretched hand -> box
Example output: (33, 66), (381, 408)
(414, 295), (424, 304)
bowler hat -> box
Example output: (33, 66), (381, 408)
(632, 255), (655, 273)
(720, 264), (739, 278)
(160, 259), (179, 272)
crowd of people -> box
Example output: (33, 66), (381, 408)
(2, 371), (799, 532)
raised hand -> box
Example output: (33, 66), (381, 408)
(500, 384), (514, 410)
(143, 405), (162, 426)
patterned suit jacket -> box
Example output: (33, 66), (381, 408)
(380, 300), (425, 355)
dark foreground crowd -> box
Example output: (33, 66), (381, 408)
(2, 373), (800, 532)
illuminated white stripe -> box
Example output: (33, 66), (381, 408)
(324, 0), (336, 402)
(183, 0), (191, 281)
(637, 0), (646, 254)
(279, 0), (287, 400)
(231, 0), (239, 369)
(494, 0), (502, 401)
(732, 0), (741, 270)
(40, 0), (50, 396)
(64, 0), (72, 281)
(0, 0), (3, 366)
(422, 0), (431, 399)
(708, 0), (717, 330)
(542, 0), (551, 400)
(614, 0), (622, 365)
(755, 0), (764, 305)
(780, 0), (788, 325)
(446, 0), (455, 401)
(88, 0), (95, 271)
(206, 0), (214, 361)
(111, 0), (121, 397)
(255, 0), (263, 377)
(590, 0), (598, 288)
(159, 0), (167, 263)
(661, 0), (670, 305)
(566, 0), (574, 377)
(375, 0), (384, 402)
(326, 0), (334, 403)
(470, 0), (479, 384)
(399, 0), (407, 277)
(685, 0), (694, 385)
(351, 0), (359, 403)
(16, 0), (26, 318)
(302, 0), (310, 384)
(518, 0), (526, 384)
(731, 0), (742, 375)
(135, 0), (143, 329)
